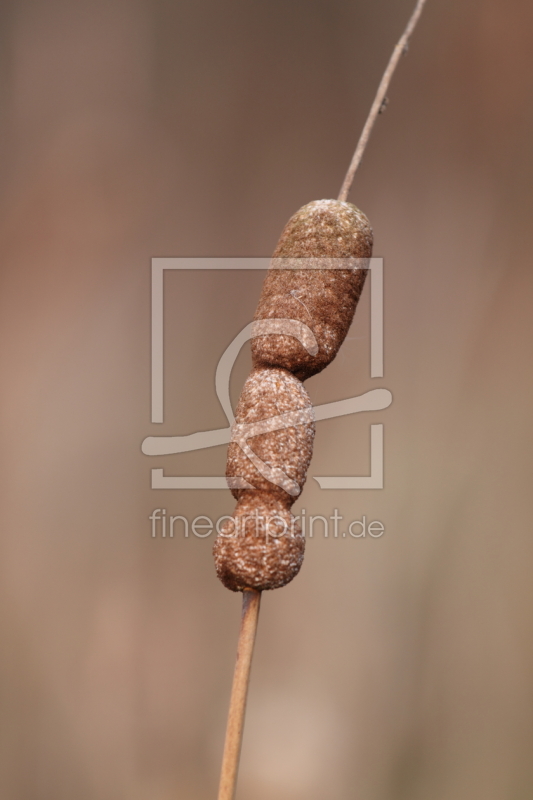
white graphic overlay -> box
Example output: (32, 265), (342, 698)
(142, 258), (390, 489)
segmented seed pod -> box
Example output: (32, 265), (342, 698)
(213, 199), (373, 592)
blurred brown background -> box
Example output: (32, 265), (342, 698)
(1, 0), (533, 798)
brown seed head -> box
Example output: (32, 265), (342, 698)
(214, 199), (372, 592)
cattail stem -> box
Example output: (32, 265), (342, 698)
(338, 0), (428, 202)
(217, 589), (262, 800)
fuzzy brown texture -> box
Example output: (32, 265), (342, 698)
(251, 199), (373, 380)
(214, 199), (372, 592)
(213, 497), (305, 591)
(226, 367), (315, 505)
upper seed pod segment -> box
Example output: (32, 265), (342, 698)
(251, 199), (373, 381)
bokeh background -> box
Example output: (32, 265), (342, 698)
(1, 0), (533, 798)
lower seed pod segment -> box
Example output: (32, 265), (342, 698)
(213, 496), (305, 592)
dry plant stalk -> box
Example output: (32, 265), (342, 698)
(217, 589), (261, 800)
(215, 2), (428, 798)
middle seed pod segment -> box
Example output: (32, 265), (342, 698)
(226, 367), (315, 506)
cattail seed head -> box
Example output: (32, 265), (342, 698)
(214, 199), (372, 591)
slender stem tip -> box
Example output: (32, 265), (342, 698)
(338, 0), (428, 202)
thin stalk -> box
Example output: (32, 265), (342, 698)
(338, 0), (428, 202)
(217, 589), (262, 800)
